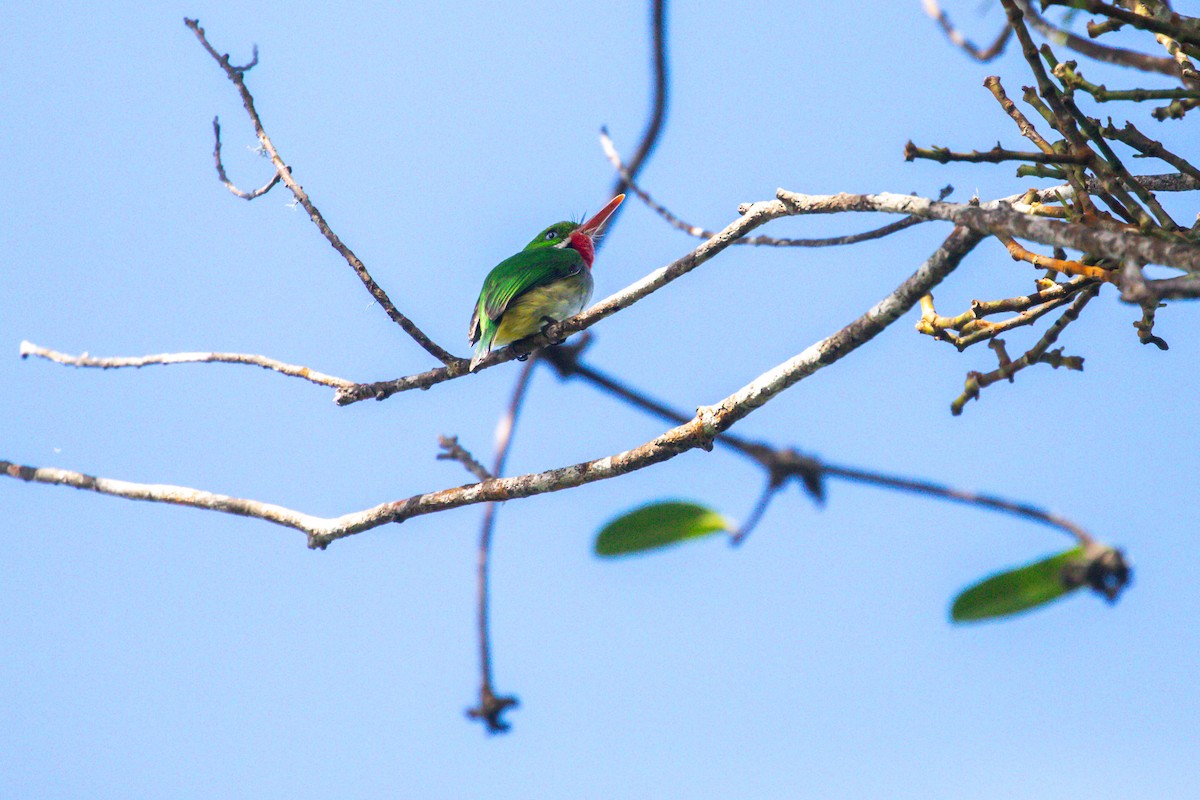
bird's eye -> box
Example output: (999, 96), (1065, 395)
(545, 231), (558, 240)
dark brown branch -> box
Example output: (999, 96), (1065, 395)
(1133, 301), (1170, 349)
(436, 436), (492, 483)
(184, 18), (457, 366)
(463, 356), (537, 734)
(820, 462), (1094, 545)
(1011, 0), (1181, 77)
(601, 0), (668, 241)
(728, 481), (782, 547)
(541, 327), (1095, 546)
(1100, 120), (1200, 184)
(1040, 1), (1200, 49)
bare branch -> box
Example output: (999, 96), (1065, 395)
(1011, 0), (1181, 77)
(436, 436), (493, 483)
(917, 277), (1098, 350)
(334, 177), (1200, 405)
(334, 194), (799, 403)
(602, 129), (931, 247)
(602, 0), (668, 239)
(922, 0), (1012, 62)
(821, 461), (1095, 545)
(770, 189), (1200, 272)
(984, 75), (1058, 155)
(1040, 0), (1200, 49)
(728, 480), (782, 547)
(1053, 60), (1200, 103)
(465, 356), (537, 735)
(211, 117), (281, 200)
(542, 334), (1096, 546)
(5, 226), (983, 546)
(952, 284), (1100, 415)
(19, 340), (354, 390)
(904, 141), (1092, 165)
(183, 18), (457, 366)
(1099, 120), (1200, 184)
(2, 459), (331, 538)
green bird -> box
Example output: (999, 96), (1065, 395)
(469, 193), (625, 371)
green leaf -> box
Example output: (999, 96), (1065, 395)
(595, 501), (732, 557)
(951, 546), (1087, 623)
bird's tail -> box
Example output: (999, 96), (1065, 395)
(469, 325), (497, 372)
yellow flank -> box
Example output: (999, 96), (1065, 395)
(491, 273), (592, 346)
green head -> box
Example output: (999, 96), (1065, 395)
(522, 221), (580, 252)
(515, 194), (625, 267)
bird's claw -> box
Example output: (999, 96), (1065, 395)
(540, 316), (566, 346)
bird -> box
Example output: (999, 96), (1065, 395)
(469, 193), (624, 371)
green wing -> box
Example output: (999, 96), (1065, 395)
(470, 247), (584, 344)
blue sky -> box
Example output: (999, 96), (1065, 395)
(3, 2), (1198, 798)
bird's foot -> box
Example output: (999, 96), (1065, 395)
(540, 316), (566, 346)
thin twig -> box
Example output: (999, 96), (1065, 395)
(1053, 60), (1200, 103)
(463, 356), (537, 734)
(952, 284), (1100, 415)
(728, 481), (781, 546)
(922, 0), (1012, 61)
(984, 76), (1057, 155)
(211, 117), (282, 200)
(1012, 0), (1180, 77)
(603, 130), (931, 247)
(917, 277), (1097, 350)
(184, 18), (457, 366)
(821, 463), (1094, 545)
(19, 340), (355, 390)
(1040, 0), (1200, 50)
(436, 436), (493, 483)
(541, 334), (1095, 546)
(602, 0), (668, 241)
(1100, 120), (1200, 184)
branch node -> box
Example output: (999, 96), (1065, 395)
(466, 688), (520, 735)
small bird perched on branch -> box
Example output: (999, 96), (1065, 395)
(469, 194), (625, 371)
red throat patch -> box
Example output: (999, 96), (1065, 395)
(567, 230), (595, 268)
